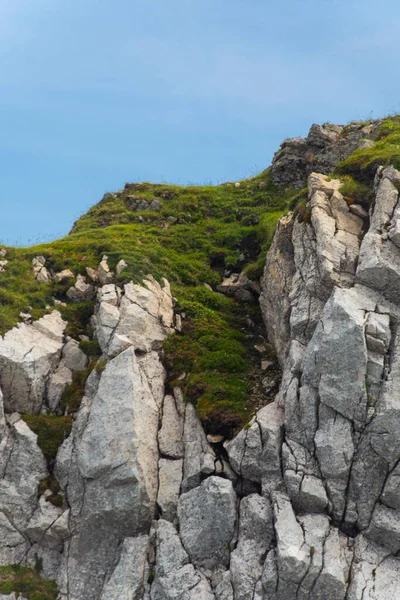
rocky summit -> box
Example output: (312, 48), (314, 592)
(1, 116), (400, 599)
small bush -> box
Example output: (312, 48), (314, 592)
(79, 339), (102, 357)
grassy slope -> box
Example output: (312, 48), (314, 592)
(1, 117), (400, 434)
(0, 170), (303, 434)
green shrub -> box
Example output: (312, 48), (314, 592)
(79, 339), (102, 356)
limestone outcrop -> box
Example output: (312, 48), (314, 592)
(0, 311), (66, 413)
(257, 167), (400, 598)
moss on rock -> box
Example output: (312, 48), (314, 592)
(0, 564), (58, 600)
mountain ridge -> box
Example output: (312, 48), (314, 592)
(1, 114), (400, 598)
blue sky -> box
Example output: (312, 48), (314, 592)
(1, 0), (400, 245)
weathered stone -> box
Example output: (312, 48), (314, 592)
(215, 571), (234, 600)
(46, 365), (73, 412)
(33, 256), (52, 283)
(224, 401), (284, 492)
(347, 535), (400, 599)
(0, 311), (66, 413)
(350, 203), (368, 218)
(116, 259), (128, 275)
(0, 419), (47, 535)
(366, 504), (400, 553)
(97, 283), (120, 306)
(67, 274), (95, 301)
(158, 395), (184, 459)
(95, 301), (120, 353)
(271, 121), (379, 186)
(86, 267), (99, 281)
(315, 404), (354, 521)
(178, 476), (237, 569)
(182, 404), (215, 492)
(125, 196), (150, 212)
(100, 535), (148, 600)
(58, 346), (159, 600)
(151, 520), (214, 600)
(382, 462), (400, 509)
(137, 352), (167, 409)
(98, 256), (114, 285)
(25, 494), (64, 544)
(61, 339), (88, 372)
(53, 269), (74, 284)
(149, 199), (162, 211)
(357, 168), (400, 302)
(230, 494), (274, 600)
(273, 492), (311, 590)
(157, 458), (182, 521)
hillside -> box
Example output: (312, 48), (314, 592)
(1, 115), (400, 599)
(0, 167), (304, 436)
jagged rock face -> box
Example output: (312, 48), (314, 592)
(271, 121), (380, 187)
(56, 347), (160, 599)
(258, 167), (400, 597)
(94, 276), (174, 357)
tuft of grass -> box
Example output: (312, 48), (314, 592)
(0, 564), (58, 600)
(164, 287), (258, 436)
(59, 302), (95, 339)
(38, 477), (63, 507)
(61, 365), (94, 414)
(335, 116), (400, 183)
(21, 414), (72, 465)
(339, 176), (374, 209)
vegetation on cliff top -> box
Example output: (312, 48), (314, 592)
(336, 116), (400, 184)
(2, 114), (400, 432)
(0, 170), (300, 432)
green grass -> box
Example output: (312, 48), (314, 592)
(20, 414), (72, 464)
(337, 176), (374, 209)
(0, 171), (296, 333)
(335, 116), (400, 184)
(38, 476), (63, 507)
(6, 117), (400, 434)
(0, 170), (299, 433)
(60, 364), (94, 414)
(0, 565), (58, 600)
(79, 339), (102, 357)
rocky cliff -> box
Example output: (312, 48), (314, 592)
(1, 118), (400, 599)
